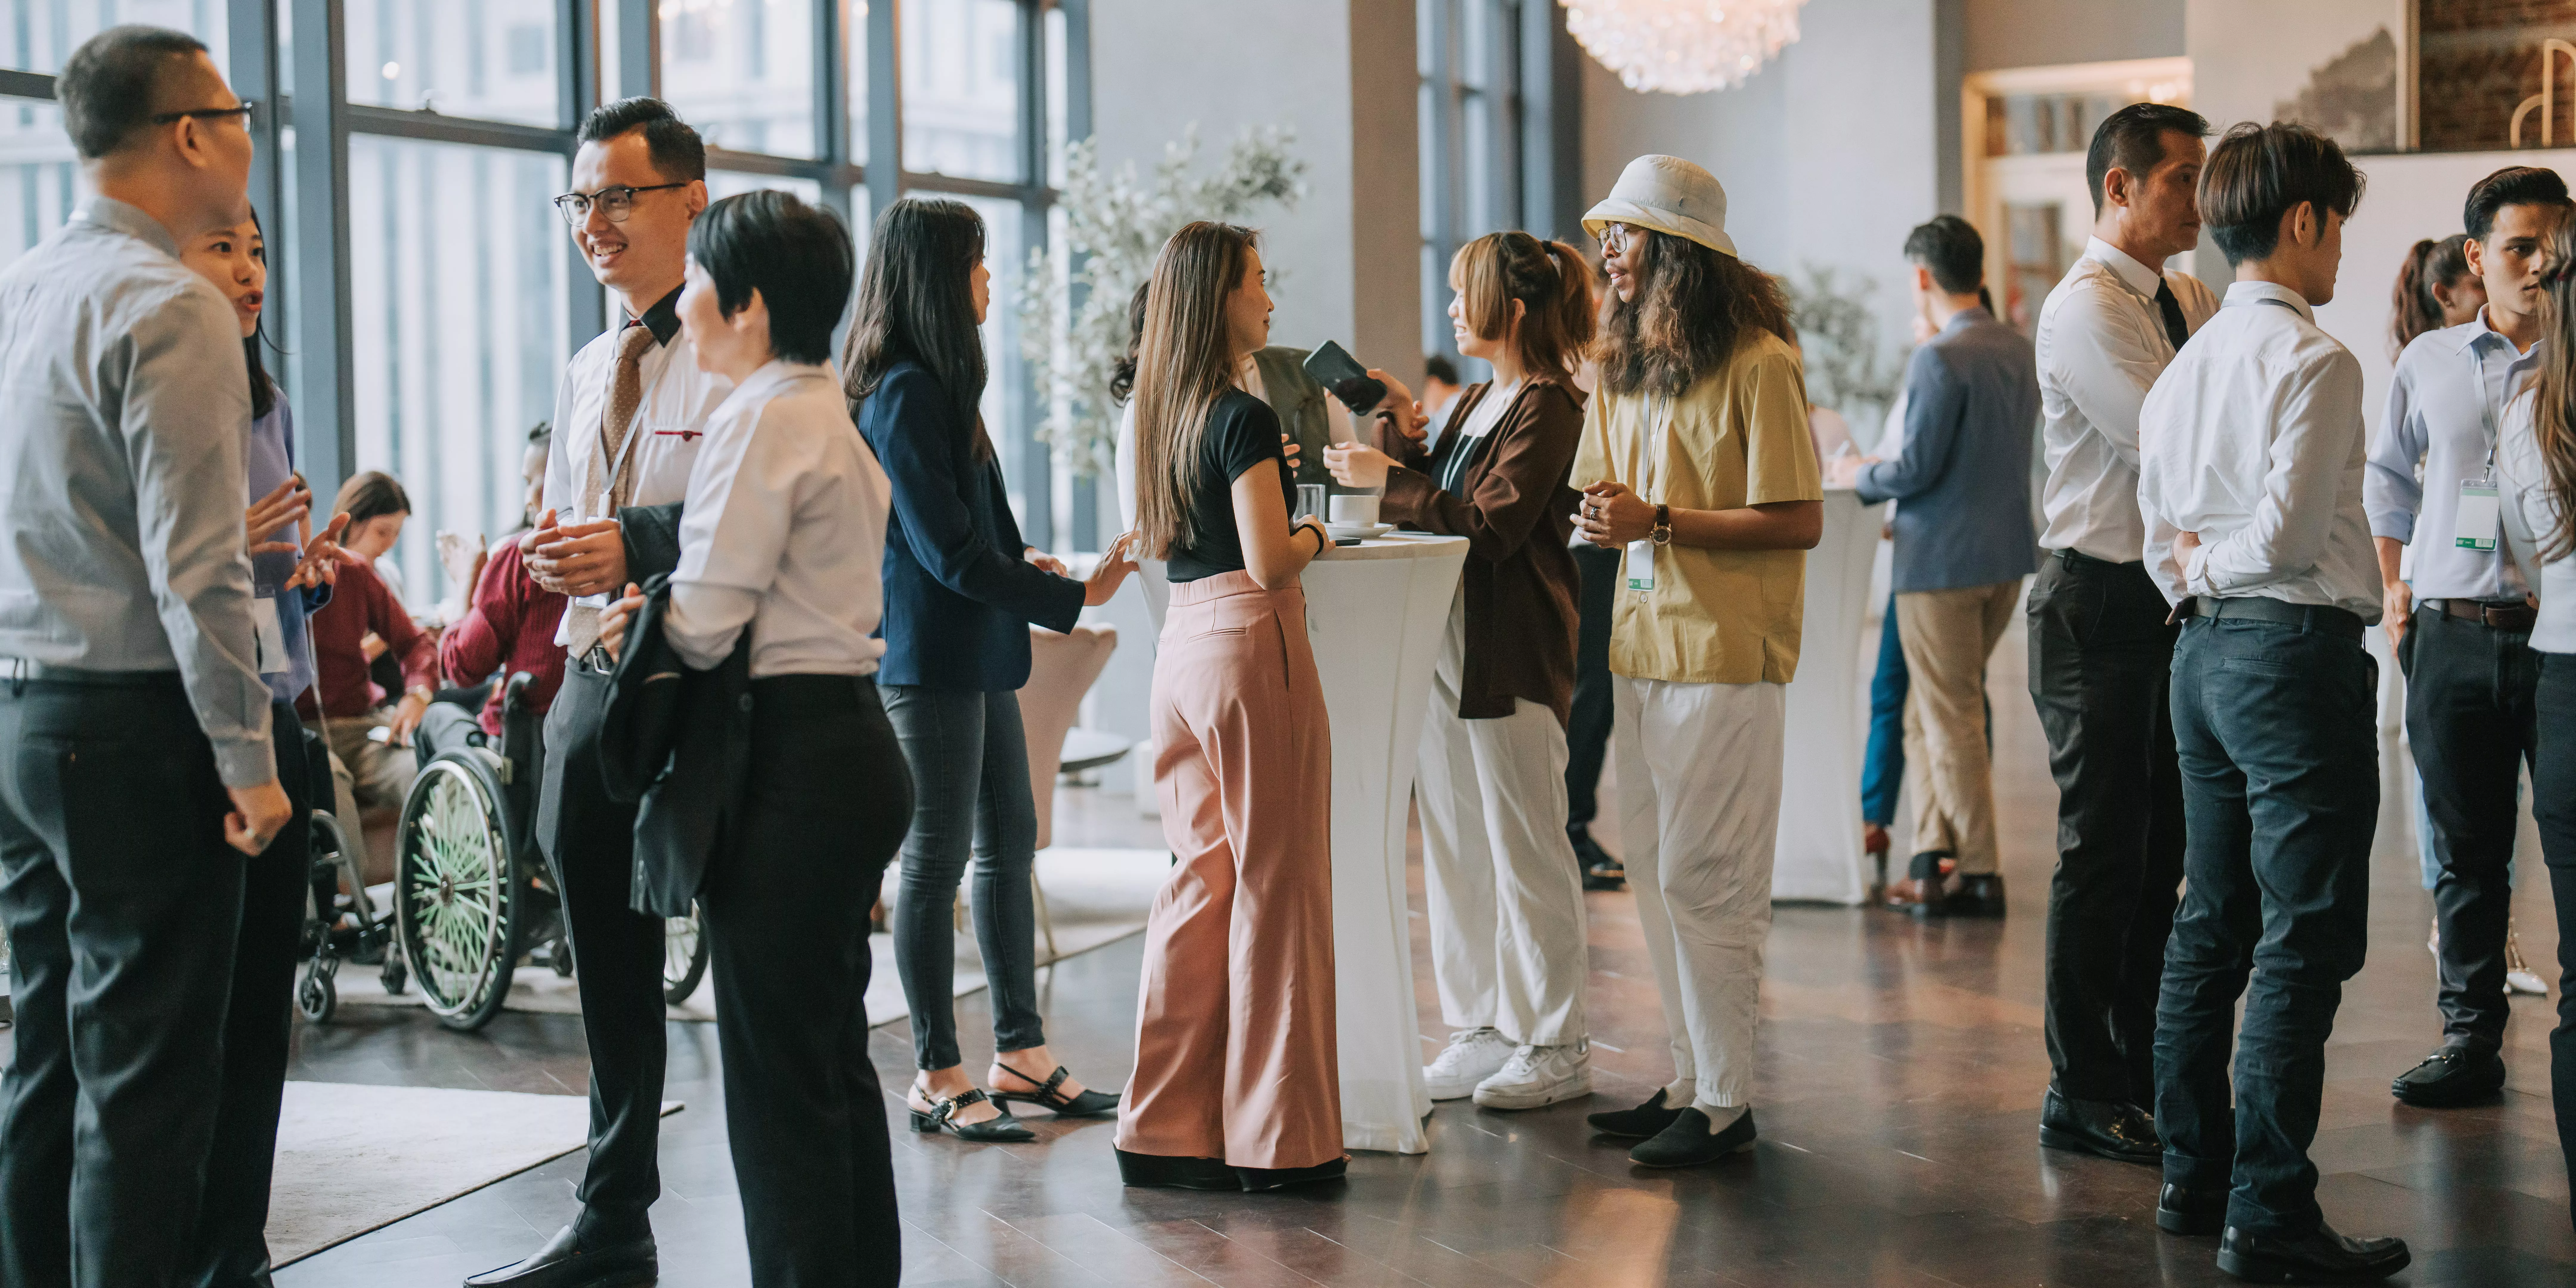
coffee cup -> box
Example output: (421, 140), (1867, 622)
(1328, 495), (1380, 527)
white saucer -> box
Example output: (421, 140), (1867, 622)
(1323, 522), (1394, 541)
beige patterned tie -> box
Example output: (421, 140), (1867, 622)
(563, 323), (659, 658)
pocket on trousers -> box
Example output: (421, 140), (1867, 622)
(43, 736), (222, 899)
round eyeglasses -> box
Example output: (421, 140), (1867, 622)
(552, 182), (690, 227)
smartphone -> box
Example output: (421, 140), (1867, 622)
(1301, 341), (1387, 415)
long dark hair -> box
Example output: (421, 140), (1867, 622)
(1108, 281), (1148, 405)
(245, 210), (277, 419)
(2527, 221), (2576, 560)
(1133, 222), (1260, 560)
(842, 197), (992, 461)
(2392, 233), (2475, 358)
(1596, 229), (1793, 397)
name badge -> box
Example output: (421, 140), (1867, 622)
(2455, 481), (2501, 552)
(1625, 538), (1657, 593)
(252, 597), (287, 676)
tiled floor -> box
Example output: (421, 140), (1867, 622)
(17, 619), (2576, 1286)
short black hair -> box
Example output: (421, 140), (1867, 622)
(577, 97), (706, 182)
(1424, 354), (1459, 386)
(1903, 215), (1985, 294)
(2085, 102), (2210, 217)
(58, 25), (210, 160)
(689, 190), (854, 366)
(2200, 121), (2366, 266)
(2464, 165), (2572, 242)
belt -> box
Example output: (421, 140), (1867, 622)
(2053, 548), (2143, 572)
(2433, 598), (2538, 632)
(2170, 596), (2366, 645)
(3, 659), (185, 689)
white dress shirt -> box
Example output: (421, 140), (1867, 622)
(2034, 236), (2219, 561)
(2496, 391), (2576, 654)
(665, 362), (891, 678)
(2137, 281), (2381, 620)
(2367, 309), (2539, 603)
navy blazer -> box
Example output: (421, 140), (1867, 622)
(857, 360), (1084, 690)
(1854, 306), (2040, 593)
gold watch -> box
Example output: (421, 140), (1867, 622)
(1651, 503), (1674, 546)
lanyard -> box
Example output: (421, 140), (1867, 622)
(2466, 342), (2507, 483)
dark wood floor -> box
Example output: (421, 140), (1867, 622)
(14, 620), (2575, 1286)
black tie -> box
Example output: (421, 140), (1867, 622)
(2153, 277), (2190, 351)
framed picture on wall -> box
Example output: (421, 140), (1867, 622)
(2187, 0), (2415, 151)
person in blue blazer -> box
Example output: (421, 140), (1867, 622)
(846, 197), (1137, 1143)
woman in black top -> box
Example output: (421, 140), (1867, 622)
(1114, 222), (1345, 1192)
(846, 198), (1137, 1142)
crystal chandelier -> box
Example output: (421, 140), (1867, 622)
(1562, 0), (1810, 95)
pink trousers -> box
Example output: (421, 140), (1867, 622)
(1116, 570), (1342, 1169)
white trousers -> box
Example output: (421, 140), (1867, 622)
(1613, 675), (1785, 1108)
(1415, 597), (1589, 1046)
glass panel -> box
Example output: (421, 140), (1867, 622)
(344, 0), (558, 128)
(1043, 2), (1065, 187)
(348, 136), (571, 606)
(900, 0), (1020, 183)
(1, 0), (227, 75)
(0, 98), (78, 272)
(844, 0), (868, 165)
(663, 0), (818, 158)
(707, 170), (823, 203)
(942, 193), (1024, 509)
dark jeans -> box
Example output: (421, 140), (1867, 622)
(2533, 652), (2576, 1232)
(704, 675), (909, 1287)
(1863, 591), (1909, 826)
(536, 662), (669, 1243)
(0, 677), (245, 1288)
(2155, 615), (2378, 1236)
(880, 685), (1044, 1071)
(2402, 605), (2540, 1054)
(2029, 553), (2185, 1105)
(1564, 541), (1618, 834)
(185, 701), (315, 1288)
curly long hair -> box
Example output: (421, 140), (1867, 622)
(1595, 229), (1793, 397)
(2527, 220), (2576, 561)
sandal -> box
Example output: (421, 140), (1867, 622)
(907, 1087), (1036, 1143)
(992, 1063), (1121, 1118)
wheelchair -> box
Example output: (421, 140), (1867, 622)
(390, 673), (711, 1032)
(296, 724), (405, 1024)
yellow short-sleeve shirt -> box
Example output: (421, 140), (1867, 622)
(1571, 330), (1823, 685)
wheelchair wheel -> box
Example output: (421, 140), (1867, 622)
(393, 757), (521, 1031)
(663, 903), (709, 1006)
(296, 956), (338, 1023)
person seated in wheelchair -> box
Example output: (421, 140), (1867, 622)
(298, 470), (435, 880)
(423, 430), (571, 764)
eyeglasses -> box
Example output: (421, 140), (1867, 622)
(1598, 223), (1637, 256)
(552, 182), (691, 227)
(150, 100), (256, 125)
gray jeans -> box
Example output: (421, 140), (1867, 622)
(880, 685), (1044, 1071)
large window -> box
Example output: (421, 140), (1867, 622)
(1418, 0), (1526, 381)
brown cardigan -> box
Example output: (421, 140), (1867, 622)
(1377, 376), (1584, 725)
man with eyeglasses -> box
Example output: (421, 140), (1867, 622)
(0, 25), (290, 1288)
(467, 97), (730, 1288)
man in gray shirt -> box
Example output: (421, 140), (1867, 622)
(0, 26), (290, 1288)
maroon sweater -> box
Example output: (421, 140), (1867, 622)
(439, 538), (569, 737)
(301, 557), (435, 720)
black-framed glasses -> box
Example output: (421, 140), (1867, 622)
(150, 100), (256, 125)
(552, 182), (690, 227)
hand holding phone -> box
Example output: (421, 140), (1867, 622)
(1301, 341), (1387, 415)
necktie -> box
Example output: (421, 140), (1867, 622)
(563, 323), (660, 658)
(2153, 277), (2190, 351)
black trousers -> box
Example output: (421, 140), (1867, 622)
(703, 674), (911, 1288)
(2156, 616), (2378, 1236)
(184, 701), (315, 1288)
(2533, 652), (2576, 1232)
(2402, 605), (2541, 1054)
(1563, 541), (1619, 835)
(535, 661), (671, 1242)
(0, 677), (246, 1288)
(2027, 552), (2185, 1106)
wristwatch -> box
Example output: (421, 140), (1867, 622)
(1651, 504), (1674, 546)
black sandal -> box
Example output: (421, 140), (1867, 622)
(908, 1087), (1036, 1143)
(992, 1063), (1120, 1118)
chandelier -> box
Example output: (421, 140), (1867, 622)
(1562, 0), (1810, 95)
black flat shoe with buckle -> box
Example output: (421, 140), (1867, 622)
(992, 1062), (1120, 1118)
(908, 1087), (1037, 1143)
(2390, 1044), (2504, 1107)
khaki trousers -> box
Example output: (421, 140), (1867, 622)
(1118, 571), (1342, 1169)
(1894, 579), (2021, 874)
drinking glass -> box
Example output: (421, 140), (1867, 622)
(1295, 484), (1328, 524)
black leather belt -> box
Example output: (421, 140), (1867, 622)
(2053, 549), (2143, 572)
(2434, 598), (2538, 632)
(3, 660), (184, 689)
(2170, 596), (2366, 644)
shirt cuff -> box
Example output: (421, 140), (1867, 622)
(1379, 466), (1433, 522)
(2182, 545), (2214, 596)
(215, 734), (278, 790)
(2368, 512), (2415, 543)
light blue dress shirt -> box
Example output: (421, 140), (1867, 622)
(2368, 310), (2540, 603)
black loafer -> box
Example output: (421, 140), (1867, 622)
(462, 1224), (657, 1288)
(2038, 1089), (2161, 1165)
(1934, 874), (2007, 918)
(1115, 1148), (1239, 1190)
(2390, 1044), (2504, 1107)
(1233, 1156), (1349, 1191)
(1571, 827), (1625, 891)
(2157, 1182), (2228, 1236)
(1587, 1087), (1685, 1139)
(1628, 1107), (1757, 1168)
(2215, 1223), (2409, 1283)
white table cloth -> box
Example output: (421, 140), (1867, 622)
(1770, 488), (1881, 905)
(1302, 532), (1466, 1154)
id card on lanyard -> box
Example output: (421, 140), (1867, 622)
(575, 347), (660, 609)
(2456, 346), (2503, 552)
(1624, 395), (1672, 593)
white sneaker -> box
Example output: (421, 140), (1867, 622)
(1472, 1041), (1593, 1110)
(1423, 1027), (1513, 1100)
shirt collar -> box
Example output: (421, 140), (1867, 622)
(1942, 305), (1995, 333)
(2222, 279), (2313, 323)
(629, 284), (683, 346)
(2456, 305), (2544, 360)
(71, 196), (183, 260)
(2084, 236), (2165, 298)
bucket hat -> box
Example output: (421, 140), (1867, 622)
(1582, 154), (1736, 259)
